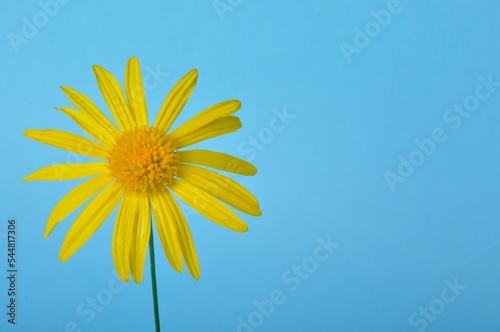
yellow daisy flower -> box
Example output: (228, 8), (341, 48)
(23, 56), (261, 283)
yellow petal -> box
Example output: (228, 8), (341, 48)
(178, 149), (256, 176)
(169, 100), (240, 139)
(23, 162), (108, 182)
(45, 174), (114, 238)
(169, 179), (248, 232)
(59, 182), (122, 262)
(128, 192), (151, 283)
(171, 116), (241, 149)
(112, 192), (134, 282)
(57, 107), (115, 147)
(61, 86), (121, 139)
(125, 57), (148, 127)
(93, 65), (135, 131)
(177, 164), (261, 216)
(154, 69), (198, 133)
(162, 189), (200, 279)
(127, 200), (139, 281)
(150, 191), (183, 273)
(25, 129), (109, 159)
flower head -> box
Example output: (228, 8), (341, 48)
(23, 57), (261, 283)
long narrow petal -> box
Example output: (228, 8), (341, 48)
(125, 57), (148, 127)
(25, 129), (109, 159)
(22, 162), (108, 181)
(93, 65), (135, 131)
(128, 192), (151, 283)
(150, 191), (183, 273)
(154, 69), (198, 133)
(171, 116), (241, 148)
(178, 150), (256, 176)
(169, 100), (240, 139)
(59, 182), (122, 261)
(177, 164), (261, 216)
(45, 174), (114, 238)
(127, 196), (139, 281)
(57, 107), (116, 147)
(112, 192), (134, 282)
(61, 86), (121, 139)
(162, 189), (200, 279)
(169, 179), (248, 232)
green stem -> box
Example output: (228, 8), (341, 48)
(149, 230), (161, 332)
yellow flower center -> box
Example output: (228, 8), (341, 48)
(108, 127), (178, 193)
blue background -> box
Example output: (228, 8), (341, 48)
(1, 0), (500, 331)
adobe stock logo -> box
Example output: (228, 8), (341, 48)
(212, 0), (244, 21)
(339, 0), (403, 64)
(65, 270), (128, 332)
(235, 236), (340, 331)
(403, 278), (467, 332)
(384, 74), (500, 192)
(7, 0), (71, 54)
(236, 107), (297, 162)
